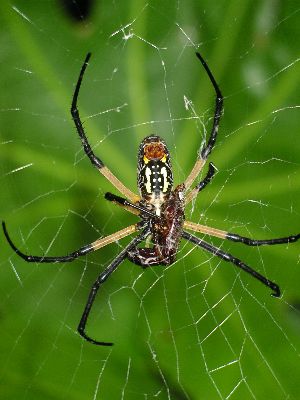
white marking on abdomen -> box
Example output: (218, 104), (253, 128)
(161, 167), (169, 192)
(145, 167), (152, 193)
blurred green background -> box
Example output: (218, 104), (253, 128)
(0, 0), (299, 399)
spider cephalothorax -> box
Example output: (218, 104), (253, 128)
(3, 52), (300, 346)
(128, 182), (185, 267)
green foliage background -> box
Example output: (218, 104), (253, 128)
(0, 1), (299, 399)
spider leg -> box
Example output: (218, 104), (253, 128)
(105, 192), (156, 218)
(71, 53), (139, 203)
(183, 221), (229, 239)
(185, 162), (216, 204)
(184, 52), (223, 191)
(226, 232), (300, 246)
(182, 230), (280, 297)
(78, 226), (151, 346)
(2, 221), (138, 263)
(183, 220), (300, 245)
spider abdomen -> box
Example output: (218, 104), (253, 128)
(137, 135), (173, 216)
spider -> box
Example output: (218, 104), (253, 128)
(3, 52), (300, 346)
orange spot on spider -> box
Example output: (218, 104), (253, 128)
(144, 142), (166, 160)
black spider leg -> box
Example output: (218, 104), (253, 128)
(2, 221), (93, 262)
(71, 53), (137, 201)
(182, 230), (280, 297)
(78, 226), (151, 346)
(196, 52), (223, 160)
(185, 162), (216, 204)
(185, 53), (223, 192)
(71, 53), (103, 169)
(225, 231), (300, 246)
(194, 162), (216, 192)
(104, 192), (156, 218)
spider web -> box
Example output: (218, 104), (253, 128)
(1, 1), (300, 399)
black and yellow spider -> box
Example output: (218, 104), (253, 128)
(3, 52), (300, 346)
